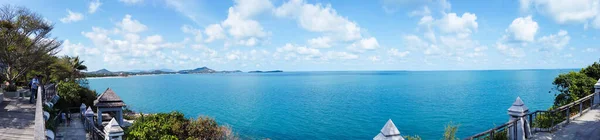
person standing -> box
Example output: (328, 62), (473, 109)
(29, 75), (40, 104)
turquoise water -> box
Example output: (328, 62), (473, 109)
(87, 70), (574, 139)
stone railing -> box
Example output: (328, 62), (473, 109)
(34, 87), (45, 139)
(465, 92), (599, 140)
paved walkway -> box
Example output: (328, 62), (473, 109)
(530, 106), (600, 140)
(0, 97), (36, 140)
(55, 113), (87, 140)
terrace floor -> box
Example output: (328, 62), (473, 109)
(0, 97), (36, 140)
(530, 106), (600, 140)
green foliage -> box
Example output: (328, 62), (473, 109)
(552, 71), (596, 106)
(489, 129), (507, 140)
(55, 81), (97, 109)
(0, 5), (61, 84)
(581, 61), (600, 80)
(532, 111), (565, 129)
(443, 122), (459, 140)
(404, 135), (422, 140)
(126, 111), (233, 140)
(4, 84), (17, 91)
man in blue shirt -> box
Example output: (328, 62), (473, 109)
(29, 75), (40, 104)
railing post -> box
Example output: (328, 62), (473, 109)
(507, 97), (531, 140)
(566, 108), (570, 124)
(579, 102), (583, 117)
(594, 78), (600, 104)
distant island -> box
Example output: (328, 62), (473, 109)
(85, 67), (282, 77)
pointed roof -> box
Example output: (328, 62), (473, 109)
(508, 97), (529, 116)
(94, 88), (125, 107)
(85, 107), (94, 116)
(104, 118), (124, 134)
(374, 119), (404, 140)
(595, 78), (600, 88)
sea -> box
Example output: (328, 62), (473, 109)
(87, 69), (575, 139)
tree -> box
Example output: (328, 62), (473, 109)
(552, 71), (596, 106)
(0, 5), (60, 85)
(581, 61), (600, 81)
(126, 111), (234, 140)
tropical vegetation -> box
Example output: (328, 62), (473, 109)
(125, 111), (236, 140)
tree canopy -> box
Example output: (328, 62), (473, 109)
(126, 111), (235, 140)
(0, 5), (60, 84)
(551, 60), (600, 106)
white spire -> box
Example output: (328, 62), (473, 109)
(594, 78), (600, 88)
(374, 119), (404, 140)
(508, 97), (529, 117)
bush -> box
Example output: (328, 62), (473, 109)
(4, 84), (17, 92)
(443, 122), (459, 140)
(126, 111), (235, 140)
(55, 81), (97, 109)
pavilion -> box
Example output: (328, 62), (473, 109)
(93, 88), (125, 126)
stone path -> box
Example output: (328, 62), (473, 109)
(0, 97), (36, 140)
(55, 113), (87, 140)
(530, 106), (600, 140)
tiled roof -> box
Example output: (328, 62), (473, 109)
(94, 88), (125, 107)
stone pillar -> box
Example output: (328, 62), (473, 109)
(594, 79), (600, 105)
(97, 108), (103, 126)
(373, 119), (404, 140)
(507, 97), (531, 140)
(80, 103), (87, 117)
(104, 118), (124, 140)
(117, 110), (123, 125)
(85, 107), (95, 129)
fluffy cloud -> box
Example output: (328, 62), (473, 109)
(181, 25), (203, 42)
(58, 40), (100, 57)
(204, 24), (226, 43)
(276, 43), (322, 57)
(274, 0), (362, 41)
(117, 15), (147, 33)
(307, 36), (332, 48)
(388, 48), (410, 57)
(89, 0), (102, 13)
(347, 37), (379, 52)
(60, 9), (83, 23)
(120, 0), (143, 5)
(538, 30), (570, 51)
(324, 51), (359, 60)
(496, 42), (525, 58)
(436, 12), (478, 36)
(506, 16), (539, 42)
(521, 0), (600, 29)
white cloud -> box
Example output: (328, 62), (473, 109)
(520, 0), (600, 29)
(58, 40), (100, 57)
(496, 42), (525, 58)
(436, 12), (478, 36)
(325, 51), (359, 60)
(506, 16), (539, 42)
(583, 48), (598, 52)
(369, 56), (380, 62)
(388, 48), (410, 57)
(538, 30), (570, 51)
(181, 25), (203, 43)
(308, 36), (332, 48)
(204, 24), (226, 43)
(60, 9), (84, 23)
(89, 0), (102, 13)
(276, 43), (321, 57)
(144, 35), (163, 44)
(274, 0), (362, 41)
(120, 0), (143, 5)
(347, 37), (379, 52)
(117, 15), (147, 33)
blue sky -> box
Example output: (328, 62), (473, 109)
(3, 0), (600, 71)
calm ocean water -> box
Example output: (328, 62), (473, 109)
(88, 70), (574, 139)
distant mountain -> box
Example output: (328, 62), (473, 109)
(156, 69), (175, 72)
(219, 70), (243, 73)
(178, 67), (216, 74)
(93, 69), (112, 74)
